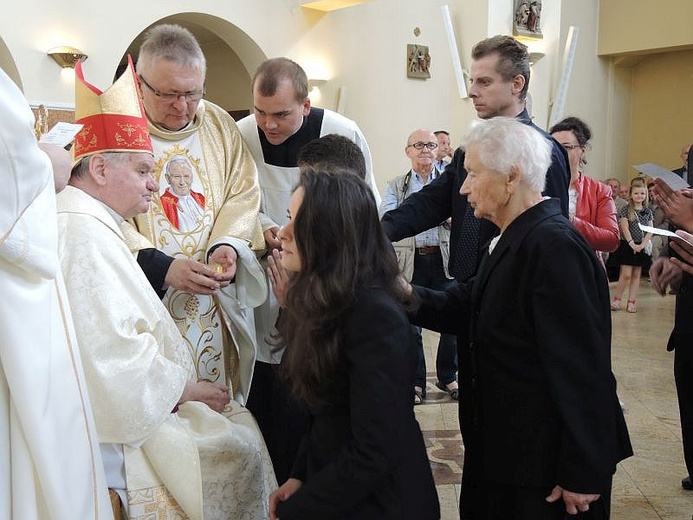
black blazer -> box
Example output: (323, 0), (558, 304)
(276, 288), (439, 519)
(381, 110), (570, 282)
(414, 199), (632, 493)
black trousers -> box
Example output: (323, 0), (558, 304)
(246, 360), (309, 485)
(675, 344), (693, 478)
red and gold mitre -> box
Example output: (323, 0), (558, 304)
(73, 55), (152, 162)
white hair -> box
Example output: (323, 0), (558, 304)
(464, 117), (551, 194)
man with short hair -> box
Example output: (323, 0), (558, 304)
(129, 24), (266, 404)
(672, 143), (692, 183)
(381, 129), (458, 406)
(237, 57), (380, 483)
(433, 130), (453, 172)
(58, 57), (275, 518)
(605, 177), (627, 212)
(381, 35), (569, 283)
(297, 133), (367, 180)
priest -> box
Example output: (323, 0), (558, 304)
(57, 56), (275, 520)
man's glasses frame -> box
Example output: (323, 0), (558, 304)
(139, 74), (205, 103)
(407, 141), (439, 151)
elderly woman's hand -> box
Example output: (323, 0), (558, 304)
(546, 485), (600, 515)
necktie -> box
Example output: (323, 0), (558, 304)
(450, 204), (481, 282)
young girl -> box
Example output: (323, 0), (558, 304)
(611, 178), (654, 312)
(268, 168), (439, 519)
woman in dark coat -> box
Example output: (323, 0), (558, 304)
(269, 169), (439, 519)
(414, 117), (632, 519)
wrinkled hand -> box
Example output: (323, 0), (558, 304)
(264, 226), (281, 252)
(652, 179), (693, 230)
(545, 485), (600, 515)
(649, 256), (682, 296)
(670, 230), (693, 276)
(179, 380), (230, 413)
(267, 249), (289, 307)
(208, 245), (238, 283)
(269, 478), (302, 520)
(165, 258), (222, 295)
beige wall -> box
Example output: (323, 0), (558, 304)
(629, 50), (693, 172)
(599, 0), (693, 56)
(0, 0), (622, 190)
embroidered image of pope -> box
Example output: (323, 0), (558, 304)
(160, 155), (206, 231)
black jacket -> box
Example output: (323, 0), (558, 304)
(381, 109), (570, 282)
(414, 199), (632, 493)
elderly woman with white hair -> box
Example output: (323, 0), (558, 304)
(413, 117), (632, 520)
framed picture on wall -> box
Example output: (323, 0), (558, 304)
(407, 44), (431, 79)
(513, 0), (543, 39)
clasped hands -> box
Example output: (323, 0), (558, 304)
(649, 179), (693, 294)
(164, 245), (237, 295)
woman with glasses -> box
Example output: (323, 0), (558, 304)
(550, 117), (619, 263)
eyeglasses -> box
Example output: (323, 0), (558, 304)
(407, 141), (439, 150)
(561, 144), (582, 151)
(139, 75), (205, 103)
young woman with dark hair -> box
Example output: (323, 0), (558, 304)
(269, 168), (439, 519)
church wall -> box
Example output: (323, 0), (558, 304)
(1, 0), (620, 191)
(599, 0), (693, 56)
(629, 50), (693, 174)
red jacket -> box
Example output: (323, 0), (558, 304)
(573, 173), (619, 253)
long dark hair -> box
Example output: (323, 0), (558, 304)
(277, 168), (413, 408)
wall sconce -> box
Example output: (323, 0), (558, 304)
(529, 52), (545, 66)
(47, 46), (88, 68)
(308, 79), (327, 92)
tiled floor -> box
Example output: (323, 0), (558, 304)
(416, 280), (693, 519)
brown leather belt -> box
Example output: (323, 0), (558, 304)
(416, 246), (440, 255)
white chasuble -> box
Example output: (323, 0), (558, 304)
(57, 187), (275, 520)
(130, 101), (266, 403)
(0, 67), (112, 520)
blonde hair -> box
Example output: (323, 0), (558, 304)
(626, 177), (648, 221)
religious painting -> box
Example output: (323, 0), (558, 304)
(513, 0), (543, 39)
(407, 44), (431, 79)
(159, 152), (207, 232)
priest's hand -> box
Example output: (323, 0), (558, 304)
(208, 245), (237, 282)
(267, 249), (289, 307)
(165, 258), (221, 295)
(269, 478), (303, 520)
(179, 380), (230, 414)
(545, 485), (600, 515)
